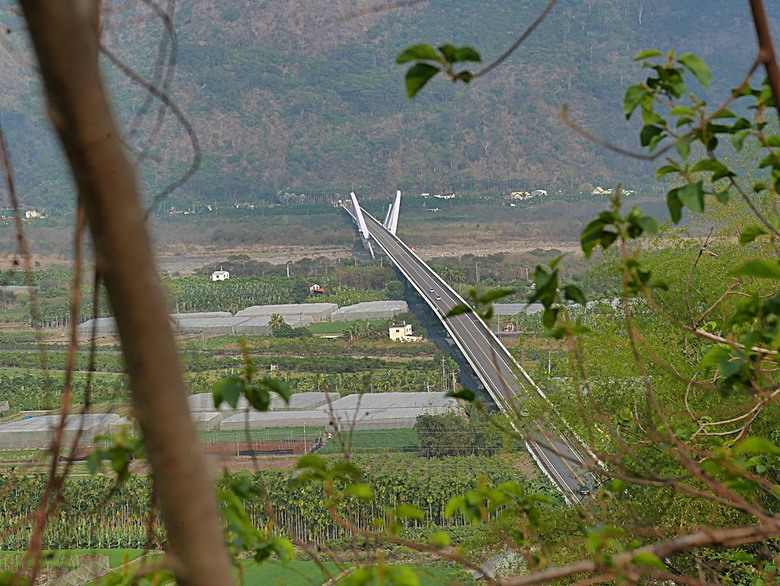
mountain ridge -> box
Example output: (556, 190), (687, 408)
(0, 1), (774, 211)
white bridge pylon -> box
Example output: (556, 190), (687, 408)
(350, 192), (370, 240)
(383, 202), (393, 228)
(384, 190), (401, 235)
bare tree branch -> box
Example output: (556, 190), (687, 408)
(474, 0), (557, 79)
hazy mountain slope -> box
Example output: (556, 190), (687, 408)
(0, 1), (774, 211)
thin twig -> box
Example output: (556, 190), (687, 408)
(99, 44), (200, 218)
(474, 0), (557, 79)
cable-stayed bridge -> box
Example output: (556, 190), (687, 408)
(345, 192), (597, 504)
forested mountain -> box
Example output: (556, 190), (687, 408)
(0, 1), (774, 212)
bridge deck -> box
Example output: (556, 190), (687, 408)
(345, 204), (597, 503)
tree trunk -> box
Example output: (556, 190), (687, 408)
(19, 2), (232, 584)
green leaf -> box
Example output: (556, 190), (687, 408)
(632, 551), (667, 570)
(260, 376), (291, 403)
(655, 164), (679, 179)
(678, 53), (711, 87)
(733, 437), (780, 455)
(641, 105), (662, 126)
(386, 566), (420, 586)
(730, 259), (780, 279)
(396, 504), (425, 521)
(676, 134), (694, 159)
(605, 478), (626, 493)
(213, 376), (244, 409)
(542, 307), (558, 329)
(296, 454), (327, 471)
(623, 85), (647, 119)
(675, 116), (693, 128)
(343, 568), (373, 586)
(700, 344), (731, 370)
(691, 159), (735, 181)
(639, 124), (664, 148)
(444, 495), (465, 519)
(739, 225), (767, 245)
(563, 285), (586, 306)
(445, 304), (472, 318)
(710, 109), (736, 119)
(245, 385), (270, 412)
(454, 46), (481, 62)
(345, 483), (374, 501)
(86, 452), (101, 475)
(580, 220), (618, 258)
(718, 356), (744, 378)
(676, 181), (705, 213)
(633, 49), (662, 61)
(548, 254), (565, 271)
(666, 189), (683, 223)
(429, 531), (452, 547)
(332, 461), (364, 481)
(669, 105), (696, 116)
(712, 189), (729, 203)
(404, 63), (440, 98)
(636, 216), (658, 235)
(479, 287), (517, 304)
(437, 44), (457, 63)
(396, 44), (439, 64)
(447, 389), (475, 402)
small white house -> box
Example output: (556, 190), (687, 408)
(389, 322), (421, 342)
(210, 269), (230, 282)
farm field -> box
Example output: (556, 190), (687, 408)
(318, 428), (420, 455)
(308, 320), (387, 335)
(0, 550), (476, 584)
(0, 548), (149, 580)
(240, 560), (475, 586)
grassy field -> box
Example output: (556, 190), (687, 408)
(0, 551), (474, 584)
(242, 561), (475, 585)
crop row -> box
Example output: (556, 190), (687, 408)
(0, 364), (449, 411)
(0, 454), (556, 548)
(0, 347), (438, 375)
(0, 372), (129, 411)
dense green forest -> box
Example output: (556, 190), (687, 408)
(0, 1), (774, 213)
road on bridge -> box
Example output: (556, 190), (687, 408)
(356, 209), (597, 503)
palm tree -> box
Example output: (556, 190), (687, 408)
(269, 313), (285, 332)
